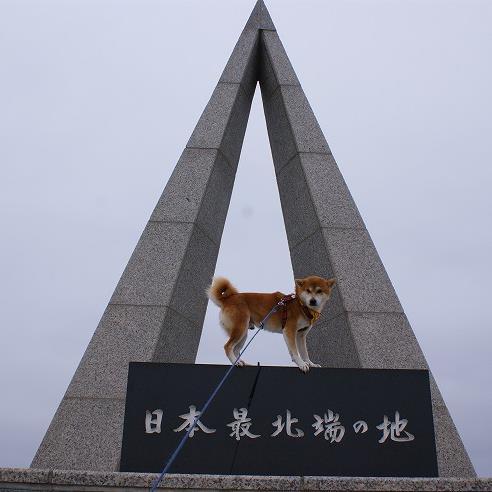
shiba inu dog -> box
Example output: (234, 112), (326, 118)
(207, 276), (336, 372)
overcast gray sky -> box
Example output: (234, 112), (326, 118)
(1, 0), (491, 476)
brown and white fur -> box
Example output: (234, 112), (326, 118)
(207, 276), (336, 373)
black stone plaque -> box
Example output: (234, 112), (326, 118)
(120, 363), (438, 477)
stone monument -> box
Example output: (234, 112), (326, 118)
(31, 0), (475, 477)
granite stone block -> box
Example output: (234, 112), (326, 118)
(160, 473), (302, 491)
(168, 226), (220, 327)
(219, 84), (254, 168)
(276, 153), (365, 249)
(302, 476), (490, 491)
(279, 86), (331, 157)
(186, 83), (239, 153)
(31, 398), (125, 471)
(151, 148), (219, 224)
(219, 27), (259, 97)
(262, 30), (300, 89)
(0, 468), (51, 485)
(307, 313), (361, 369)
(298, 153), (366, 230)
(321, 227), (404, 314)
(66, 304), (167, 400)
(276, 154), (320, 248)
(347, 312), (427, 370)
(50, 469), (141, 488)
(64, 306), (203, 400)
(187, 83), (253, 168)
(151, 308), (202, 364)
(289, 228), (345, 320)
(263, 85), (332, 172)
(428, 375), (476, 477)
(110, 221), (192, 306)
(2, 469), (491, 490)
(150, 148), (235, 244)
(258, 39), (278, 101)
(195, 152), (236, 246)
(109, 222), (218, 308)
(245, 0), (276, 32)
(262, 87), (297, 173)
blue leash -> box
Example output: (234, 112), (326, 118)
(150, 297), (290, 491)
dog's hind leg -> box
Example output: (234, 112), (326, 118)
(233, 333), (249, 367)
(223, 312), (249, 366)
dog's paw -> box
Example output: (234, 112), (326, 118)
(308, 361), (321, 368)
(298, 361), (310, 373)
(235, 359), (247, 367)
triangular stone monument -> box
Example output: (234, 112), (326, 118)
(32, 0), (475, 477)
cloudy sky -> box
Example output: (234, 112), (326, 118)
(1, 0), (491, 477)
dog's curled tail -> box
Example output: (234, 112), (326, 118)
(207, 277), (238, 307)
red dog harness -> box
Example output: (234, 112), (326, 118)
(279, 294), (321, 330)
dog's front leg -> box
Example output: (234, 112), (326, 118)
(297, 331), (321, 368)
(283, 324), (309, 373)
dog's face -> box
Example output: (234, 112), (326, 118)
(295, 276), (336, 312)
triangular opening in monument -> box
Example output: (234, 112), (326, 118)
(196, 88), (294, 367)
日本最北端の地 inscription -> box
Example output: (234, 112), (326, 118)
(120, 363), (438, 477)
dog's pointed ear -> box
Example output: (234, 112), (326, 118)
(325, 278), (336, 288)
(295, 278), (304, 288)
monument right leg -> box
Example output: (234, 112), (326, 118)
(259, 28), (475, 476)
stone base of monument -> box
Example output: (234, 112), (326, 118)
(1, 468), (491, 491)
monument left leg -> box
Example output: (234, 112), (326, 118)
(32, 79), (257, 473)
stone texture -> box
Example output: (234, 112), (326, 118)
(151, 307), (202, 363)
(302, 476), (492, 491)
(110, 222), (218, 317)
(31, 398), (125, 471)
(165, 224), (220, 326)
(261, 31), (300, 93)
(218, 84), (254, 169)
(429, 375), (476, 477)
(258, 38), (278, 102)
(187, 83), (254, 168)
(276, 156), (320, 248)
(348, 312), (427, 370)
(262, 85), (332, 173)
(0, 468), (51, 485)
(150, 148), (235, 244)
(279, 86), (331, 156)
(296, 153), (365, 230)
(262, 86), (297, 172)
(288, 228), (345, 319)
(64, 305), (200, 401)
(276, 154), (366, 251)
(219, 27), (259, 97)
(321, 227), (404, 314)
(1, 468), (491, 491)
(306, 313), (361, 369)
(244, 0), (276, 32)
(109, 222), (193, 306)
(65, 304), (167, 399)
